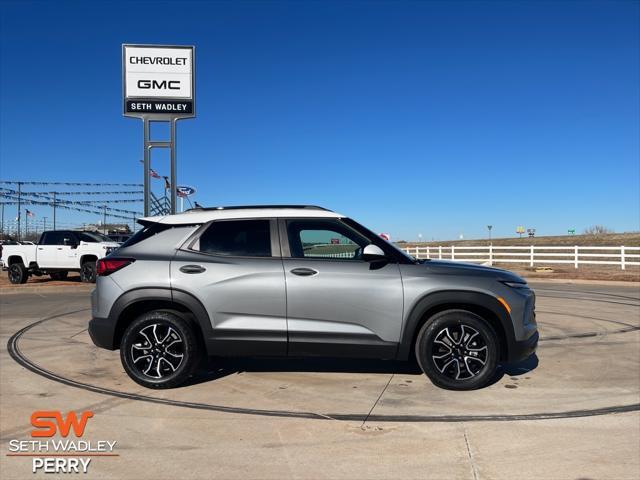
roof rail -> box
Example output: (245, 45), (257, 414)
(185, 204), (331, 212)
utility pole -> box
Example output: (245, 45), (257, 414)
(43, 216), (47, 232)
(52, 192), (57, 230)
(16, 182), (22, 241)
(103, 205), (107, 235)
(1, 202), (4, 237)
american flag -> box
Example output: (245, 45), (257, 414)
(149, 169), (161, 179)
(26, 209), (35, 217)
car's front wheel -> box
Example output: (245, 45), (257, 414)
(415, 310), (498, 390)
(120, 310), (201, 389)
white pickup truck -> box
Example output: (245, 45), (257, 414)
(1, 230), (119, 284)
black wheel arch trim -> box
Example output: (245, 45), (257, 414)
(80, 254), (98, 262)
(105, 287), (213, 350)
(397, 290), (517, 362)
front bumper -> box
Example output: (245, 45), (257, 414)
(508, 330), (539, 363)
(88, 317), (117, 350)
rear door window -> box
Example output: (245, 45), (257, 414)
(194, 220), (272, 257)
(41, 232), (64, 245)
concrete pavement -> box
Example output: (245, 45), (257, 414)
(1, 282), (639, 479)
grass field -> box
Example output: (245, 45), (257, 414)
(398, 232), (640, 248)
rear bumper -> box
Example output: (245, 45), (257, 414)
(88, 317), (117, 350)
(508, 330), (539, 363)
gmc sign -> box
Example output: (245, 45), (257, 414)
(123, 44), (195, 118)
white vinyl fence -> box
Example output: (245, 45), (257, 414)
(402, 245), (640, 270)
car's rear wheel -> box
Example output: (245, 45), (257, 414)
(8, 263), (28, 284)
(120, 310), (201, 389)
(80, 261), (96, 283)
(415, 310), (498, 390)
(50, 271), (68, 281)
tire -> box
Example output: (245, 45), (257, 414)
(8, 263), (28, 284)
(50, 271), (68, 281)
(120, 310), (201, 389)
(415, 309), (498, 390)
(80, 261), (96, 283)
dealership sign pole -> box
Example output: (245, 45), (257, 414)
(123, 44), (195, 216)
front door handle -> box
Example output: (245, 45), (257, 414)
(180, 265), (206, 274)
(290, 267), (318, 277)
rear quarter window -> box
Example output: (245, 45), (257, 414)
(120, 223), (201, 253)
(121, 223), (174, 248)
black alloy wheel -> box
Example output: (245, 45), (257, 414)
(8, 263), (28, 284)
(120, 310), (201, 389)
(80, 261), (96, 283)
(415, 310), (499, 390)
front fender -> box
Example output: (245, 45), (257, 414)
(397, 290), (515, 361)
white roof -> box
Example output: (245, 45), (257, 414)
(140, 206), (344, 225)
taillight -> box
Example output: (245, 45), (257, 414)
(96, 258), (135, 276)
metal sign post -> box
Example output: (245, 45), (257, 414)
(123, 44), (195, 216)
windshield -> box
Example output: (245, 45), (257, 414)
(77, 231), (113, 243)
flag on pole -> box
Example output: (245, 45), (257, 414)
(26, 209), (35, 217)
(149, 169), (161, 179)
(164, 177), (171, 190)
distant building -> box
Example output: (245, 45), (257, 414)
(78, 223), (131, 234)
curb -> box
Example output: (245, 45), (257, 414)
(0, 284), (94, 295)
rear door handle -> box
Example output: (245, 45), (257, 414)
(180, 265), (206, 274)
(290, 267), (318, 277)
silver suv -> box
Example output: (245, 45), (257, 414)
(89, 205), (538, 390)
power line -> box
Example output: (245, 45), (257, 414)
(11, 190), (143, 195)
(0, 191), (143, 215)
(0, 194), (138, 220)
(0, 180), (142, 186)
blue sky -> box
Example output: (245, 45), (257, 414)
(1, 0), (638, 241)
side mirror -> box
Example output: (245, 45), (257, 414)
(362, 244), (386, 261)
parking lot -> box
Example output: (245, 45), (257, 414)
(1, 281), (639, 479)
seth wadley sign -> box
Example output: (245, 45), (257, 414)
(123, 45), (195, 117)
